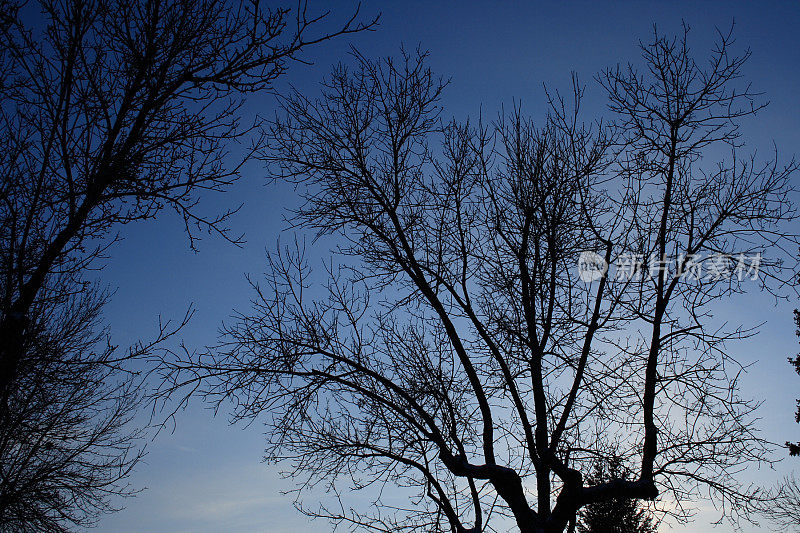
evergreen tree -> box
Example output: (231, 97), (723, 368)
(577, 457), (657, 533)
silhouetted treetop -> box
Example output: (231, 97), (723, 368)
(0, 0), (375, 529)
(159, 26), (798, 533)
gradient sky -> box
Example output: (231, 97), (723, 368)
(90, 1), (800, 532)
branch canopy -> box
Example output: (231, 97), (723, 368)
(160, 26), (798, 533)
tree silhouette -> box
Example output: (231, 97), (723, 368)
(761, 474), (800, 530)
(0, 0), (374, 529)
(161, 27), (798, 533)
(576, 456), (656, 533)
(788, 307), (800, 456)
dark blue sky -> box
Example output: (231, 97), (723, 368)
(95, 2), (800, 531)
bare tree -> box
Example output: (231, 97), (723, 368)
(762, 474), (800, 532)
(160, 27), (797, 533)
(0, 0), (375, 530)
(0, 280), (155, 531)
